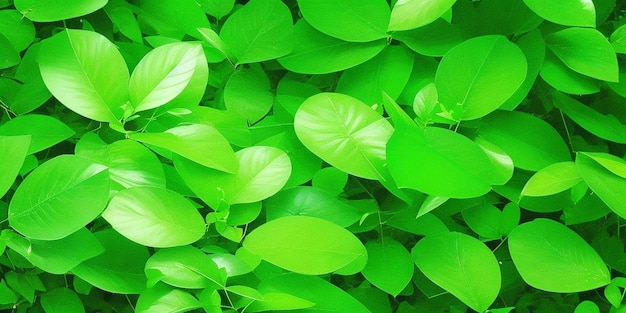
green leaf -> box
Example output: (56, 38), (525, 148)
(297, 0), (389, 42)
(553, 92), (626, 144)
(581, 152), (626, 179)
(521, 162), (582, 197)
(294, 92), (393, 180)
(5, 228), (104, 275)
(220, 0), (293, 64)
(387, 126), (502, 198)
(246, 292), (315, 312)
(197, 0), (234, 19)
(477, 110), (571, 171)
(501, 30), (545, 110)
(576, 153), (626, 219)
(388, 0), (456, 31)
(39, 29), (129, 124)
(610, 24), (626, 53)
(540, 50), (601, 95)
(0, 135), (29, 198)
(393, 18), (463, 57)
(0, 114), (74, 154)
(0, 9), (35, 52)
(256, 273), (370, 313)
(0, 33), (19, 69)
(362, 239), (413, 296)
(545, 27), (618, 82)
(129, 42), (205, 113)
(243, 216), (367, 275)
(462, 203), (520, 239)
(105, 1), (142, 43)
(265, 187), (360, 227)
(522, 0), (595, 27)
(9, 43), (52, 114)
(15, 0), (107, 22)
(574, 301), (600, 313)
(278, 20), (386, 74)
(412, 232), (501, 312)
(9, 155), (109, 240)
(138, 0), (211, 40)
(102, 186), (206, 248)
(0, 279), (17, 305)
(145, 245), (225, 289)
(508, 219), (610, 292)
(312, 167), (349, 196)
(135, 283), (201, 313)
(40, 288), (85, 313)
(435, 35), (527, 120)
(224, 67), (274, 124)
(72, 229), (149, 294)
(130, 123), (238, 173)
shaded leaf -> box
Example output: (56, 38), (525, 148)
(362, 239), (413, 296)
(0, 114), (74, 154)
(40, 288), (85, 313)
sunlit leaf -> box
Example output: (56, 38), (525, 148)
(135, 283), (201, 313)
(576, 153), (626, 219)
(388, 0), (456, 31)
(15, 0), (107, 22)
(145, 245), (225, 289)
(522, 0), (595, 27)
(0, 114), (74, 154)
(0, 135), (30, 198)
(521, 162), (582, 197)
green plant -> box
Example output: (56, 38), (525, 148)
(1, 0), (626, 312)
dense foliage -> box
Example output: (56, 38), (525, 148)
(1, 0), (626, 312)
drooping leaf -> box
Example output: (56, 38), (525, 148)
(477, 110), (571, 171)
(576, 153), (626, 219)
(8, 155), (109, 240)
(574, 301), (600, 313)
(294, 92), (393, 180)
(522, 0), (595, 27)
(388, 0), (457, 31)
(243, 216), (367, 275)
(39, 29), (129, 124)
(362, 239), (413, 296)
(135, 283), (201, 313)
(15, 0), (107, 22)
(508, 219), (610, 292)
(102, 186), (206, 248)
(297, 0), (389, 42)
(224, 67), (274, 124)
(435, 35), (527, 120)
(72, 229), (149, 294)
(278, 20), (386, 74)
(521, 162), (582, 197)
(130, 124), (238, 173)
(0, 114), (74, 154)
(220, 0), (293, 64)
(40, 288), (85, 313)
(545, 27), (618, 82)
(0, 135), (30, 198)
(145, 245), (225, 289)
(412, 232), (501, 312)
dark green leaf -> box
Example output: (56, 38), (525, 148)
(40, 288), (85, 313)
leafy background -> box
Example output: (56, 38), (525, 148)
(1, 0), (626, 312)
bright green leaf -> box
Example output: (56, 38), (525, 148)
(0, 135), (29, 198)
(521, 162), (582, 197)
(9, 155), (109, 240)
(508, 219), (610, 292)
(540, 50), (601, 95)
(197, 0), (234, 19)
(576, 153), (626, 219)
(388, 0), (457, 31)
(522, 0), (595, 27)
(0, 9), (35, 52)
(15, 0), (107, 22)
(580, 152), (626, 178)
(102, 186), (206, 248)
(135, 283), (201, 313)
(412, 232), (501, 312)
(575, 301), (600, 313)
(0, 114), (74, 154)
(611, 24), (626, 53)
(501, 29), (545, 110)
(40, 288), (85, 313)
(393, 18), (463, 57)
(246, 292), (315, 312)
(145, 245), (225, 289)
(224, 67), (274, 124)
(0, 33), (19, 69)
(362, 239), (413, 296)
(243, 216), (367, 275)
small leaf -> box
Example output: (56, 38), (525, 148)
(388, 0), (456, 31)
(0, 114), (74, 154)
(576, 153), (626, 219)
(15, 0), (107, 22)
(521, 162), (582, 197)
(243, 216), (367, 275)
(611, 24), (626, 53)
(574, 301), (600, 313)
(9, 155), (109, 240)
(246, 292), (315, 312)
(0, 135), (30, 198)
(522, 0), (595, 27)
(412, 232), (501, 312)
(40, 288), (85, 313)
(145, 245), (225, 289)
(580, 152), (626, 178)
(508, 219), (610, 292)
(102, 186), (206, 248)
(362, 239), (413, 296)
(135, 284), (201, 313)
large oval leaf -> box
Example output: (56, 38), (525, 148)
(576, 153), (626, 219)
(545, 27), (618, 82)
(0, 114), (74, 154)
(130, 123), (238, 174)
(15, 0), (107, 22)
(242, 216), (367, 275)
(297, 0), (389, 42)
(294, 92), (393, 180)
(129, 42), (205, 113)
(0, 135), (29, 198)
(278, 20), (386, 74)
(145, 246), (225, 289)
(522, 0), (595, 27)
(435, 35), (527, 120)
(508, 219), (610, 292)
(521, 162), (582, 197)
(8, 155), (109, 240)
(388, 0), (457, 31)
(135, 284), (201, 313)
(102, 186), (206, 248)
(39, 29), (129, 124)
(362, 239), (414, 296)
(412, 232), (501, 312)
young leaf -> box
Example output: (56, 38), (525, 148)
(135, 283), (201, 313)
(294, 92), (393, 180)
(39, 29), (129, 124)
(521, 162), (582, 197)
(129, 42), (205, 113)
(220, 0), (293, 64)
(278, 20), (386, 74)
(412, 232), (501, 312)
(362, 239), (414, 296)
(8, 155), (109, 240)
(545, 27), (618, 82)
(435, 35), (527, 120)
(15, 0), (107, 22)
(522, 0), (595, 27)
(242, 216), (367, 275)
(576, 153), (626, 219)
(508, 219), (610, 292)
(40, 288), (85, 313)
(297, 0), (389, 42)
(0, 135), (29, 198)
(0, 114), (74, 154)
(130, 123), (238, 174)
(145, 246), (225, 289)
(388, 0), (456, 31)
(102, 186), (206, 248)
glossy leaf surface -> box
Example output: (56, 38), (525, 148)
(15, 0), (107, 22)
(522, 0), (595, 27)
